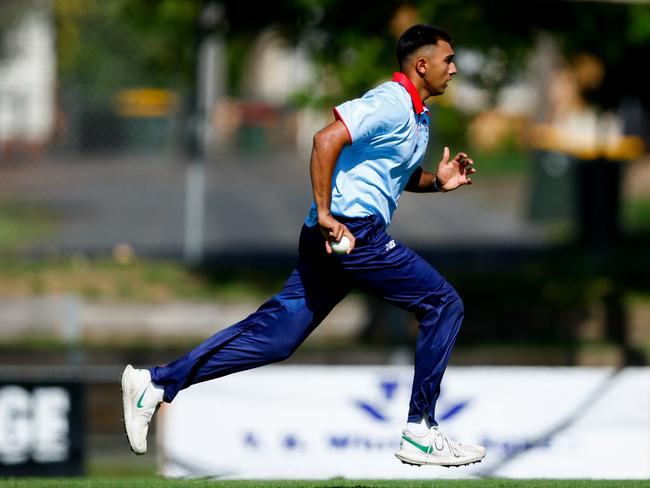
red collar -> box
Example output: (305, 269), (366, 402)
(392, 72), (425, 114)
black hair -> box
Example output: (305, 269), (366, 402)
(396, 24), (452, 69)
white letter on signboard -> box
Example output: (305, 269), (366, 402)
(33, 387), (70, 463)
(0, 386), (31, 464)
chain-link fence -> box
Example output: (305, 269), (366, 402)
(0, 0), (554, 263)
(0, 0), (341, 262)
(1, 0), (190, 258)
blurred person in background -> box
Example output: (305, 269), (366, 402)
(122, 24), (484, 467)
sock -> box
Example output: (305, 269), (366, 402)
(150, 381), (165, 404)
(406, 417), (430, 436)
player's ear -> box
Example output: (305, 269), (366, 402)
(415, 57), (427, 76)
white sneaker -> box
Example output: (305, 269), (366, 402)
(121, 364), (163, 455)
(395, 426), (486, 467)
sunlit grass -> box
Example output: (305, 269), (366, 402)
(0, 201), (58, 253)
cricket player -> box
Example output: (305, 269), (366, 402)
(122, 24), (486, 467)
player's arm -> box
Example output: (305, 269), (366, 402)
(310, 120), (356, 254)
(405, 147), (476, 193)
(404, 167), (441, 193)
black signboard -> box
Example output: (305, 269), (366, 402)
(0, 381), (85, 476)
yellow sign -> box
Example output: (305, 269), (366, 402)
(530, 123), (646, 161)
(114, 88), (178, 118)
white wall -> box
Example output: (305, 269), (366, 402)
(0, 6), (56, 144)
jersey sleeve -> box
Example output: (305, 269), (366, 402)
(333, 87), (405, 143)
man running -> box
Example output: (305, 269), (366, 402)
(122, 24), (485, 467)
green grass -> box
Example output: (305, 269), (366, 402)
(0, 201), (58, 253)
(0, 257), (283, 303)
(1, 480), (649, 488)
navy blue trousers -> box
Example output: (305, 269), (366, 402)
(150, 216), (464, 424)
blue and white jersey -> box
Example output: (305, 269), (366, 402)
(305, 72), (431, 228)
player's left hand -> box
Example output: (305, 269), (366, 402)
(435, 147), (476, 192)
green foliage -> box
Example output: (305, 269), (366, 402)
(465, 146), (529, 179)
(432, 104), (471, 150)
(115, 0), (201, 86)
(623, 197), (650, 233)
(224, 36), (250, 97)
(629, 4), (650, 44)
(50, 0), (650, 108)
(54, 0), (200, 98)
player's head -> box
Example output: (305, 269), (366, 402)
(396, 24), (452, 70)
(397, 24), (457, 97)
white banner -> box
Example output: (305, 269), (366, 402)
(158, 366), (650, 479)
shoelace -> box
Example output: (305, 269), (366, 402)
(433, 429), (462, 457)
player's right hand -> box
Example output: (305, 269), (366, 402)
(317, 213), (356, 254)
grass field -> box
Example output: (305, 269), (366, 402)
(1, 479), (648, 488)
(0, 202), (57, 254)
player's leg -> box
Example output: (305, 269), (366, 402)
(122, 224), (350, 454)
(406, 278), (463, 426)
(149, 264), (348, 401)
(346, 240), (462, 425)
(338, 216), (485, 466)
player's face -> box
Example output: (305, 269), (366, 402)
(419, 41), (457, 97)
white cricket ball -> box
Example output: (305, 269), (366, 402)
(331, 235), (351, 254)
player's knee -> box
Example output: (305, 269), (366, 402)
(419, 284), (464, 319)
(445, 287), (464, 321)
(267, 338), (298, 362)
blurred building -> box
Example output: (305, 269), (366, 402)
(212, 28), (323, 157)
(0, 5), (56, 160)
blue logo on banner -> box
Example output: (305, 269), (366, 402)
(283, 434), (300, 450)
(354, 379), (469, 423)
(439, 400), (469, 421)
(241, 377), (472, 454)
(353, 380), (398, 423)
(243, 432), (259, 449)
(354, 401), (388, 422)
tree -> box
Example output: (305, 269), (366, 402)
(54, 0), (201, 96)
(52, 0), (650, 108)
